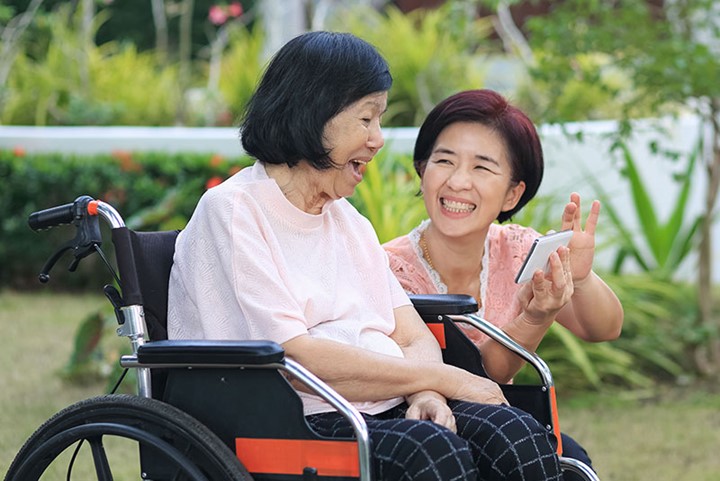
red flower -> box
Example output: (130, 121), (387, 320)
(112, 150), (141, 172)
(206, 176), (224, 190)
(228, 165), (244, 176)
(228, 2), (243, 17)
(13, 146), (26, 157)
(209, 5), (228, 25)
(209, 154), (225, 168)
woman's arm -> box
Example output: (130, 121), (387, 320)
(556, 270), (624, 341)
(556, 193), (624, 342)
(478, 247), (574, 383)
(282, 305), (507, 407)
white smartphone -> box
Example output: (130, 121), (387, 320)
(515, 230), (573, 284)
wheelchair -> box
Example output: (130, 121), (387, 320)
(5, 195), (598, 481)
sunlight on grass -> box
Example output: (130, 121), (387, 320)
(0, 290), (136, 477)
(560, 389), (720, 480)
(2, 290), (719, 480)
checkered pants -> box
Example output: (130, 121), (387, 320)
(306, 400), (562, 481)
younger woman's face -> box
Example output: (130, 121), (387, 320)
(421, 121), (525, 239)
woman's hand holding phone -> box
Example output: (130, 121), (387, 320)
(515, 230), (573, 283)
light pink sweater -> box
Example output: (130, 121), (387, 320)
(383, 220), (539, 345)
(168, 162), (409, 415)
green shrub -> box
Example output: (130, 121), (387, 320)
(333, 4), (490, 126)
(0, 149), (253, 288)
(2, 5), (180, 126)
(217, 25), (266, 125)
(348, 149), (426, 243)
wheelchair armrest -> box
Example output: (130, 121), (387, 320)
(410, 294), (478, 315)
(137, 340), (285, 365)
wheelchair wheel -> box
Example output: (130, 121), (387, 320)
(4, 394), (252, 481)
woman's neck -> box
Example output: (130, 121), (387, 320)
(264, 162), (329, 215)
(422, 222), (487, 295)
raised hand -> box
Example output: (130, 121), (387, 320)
(560, 192), (599, 282)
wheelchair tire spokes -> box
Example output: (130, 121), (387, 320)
(4, 394), (252, 481)
(87, 435), (111, 481)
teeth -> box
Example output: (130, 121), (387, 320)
(442, 199), (475, 213)
(351, 159), (368, 175)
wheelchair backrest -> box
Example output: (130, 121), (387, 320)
(122, 229), (179, 341)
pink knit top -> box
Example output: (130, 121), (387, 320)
(168, 162), (410, 415)
(383, 220), (539, 345)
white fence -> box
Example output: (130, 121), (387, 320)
(1, 116), (716, 282)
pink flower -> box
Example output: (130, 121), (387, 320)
(228, 2), (243, 17)
(208, 5), (228, 25)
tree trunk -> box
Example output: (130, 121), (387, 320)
(176, 0), (194, 125)
(150, 0), (169, 65)
(79, 0), (94, 93)
(261, 0), (307, 62)
(0, 0), (45, 89)
(695, 101), (720, 377)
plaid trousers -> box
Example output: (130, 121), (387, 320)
(307, 400), (562, 481)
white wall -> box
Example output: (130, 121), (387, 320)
(537, 116), (710, 282)
(1, 116), (716, 281)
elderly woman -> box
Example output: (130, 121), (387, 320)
(168, 32), (572, 481)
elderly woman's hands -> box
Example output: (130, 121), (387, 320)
(405, 370), (509, 432)
(561, 192), (600, 283)
(516, 246), (574, 326)
(406, 391), (457, 432)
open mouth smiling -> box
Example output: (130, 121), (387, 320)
(351, 159), (367, 171)
(350, 159), (368, 178)
(441, 198), (476, 213)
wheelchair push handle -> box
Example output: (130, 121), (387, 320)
(28, 196), (126, 231)
(28, 202), (76, 231)
(28, 195), (103, 232)
(28, 196), (128, 284)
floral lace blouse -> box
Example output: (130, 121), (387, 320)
(383, 220), (539, 346)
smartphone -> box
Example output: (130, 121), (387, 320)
(515, 230), (573, 283)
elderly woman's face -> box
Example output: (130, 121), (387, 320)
(319, 91), (387, 199)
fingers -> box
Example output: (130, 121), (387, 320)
(516, 280), (534, 307)
(406, 398), (457, 432)
(560, 202), (576, 231)
(561, 193), (601, 236)
(434, 411), (457, 432)
(584, 200), (600, 236)
(471, 380), (509, 406)
(494, 390), (510, 406)
(487, 388), (509, 406)
(530, 247), (572, 300)
(550, 247), (573, 289)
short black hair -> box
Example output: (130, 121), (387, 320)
(240, 31), (392, 170)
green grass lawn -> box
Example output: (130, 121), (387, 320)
(2, 290), (719, 480)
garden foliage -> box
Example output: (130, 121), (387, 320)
(2, 147), (702, 392)
(0, 148), (253, 288)
(3, 0), (718, 388)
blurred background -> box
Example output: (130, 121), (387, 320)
(1, 1), (720, 479)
